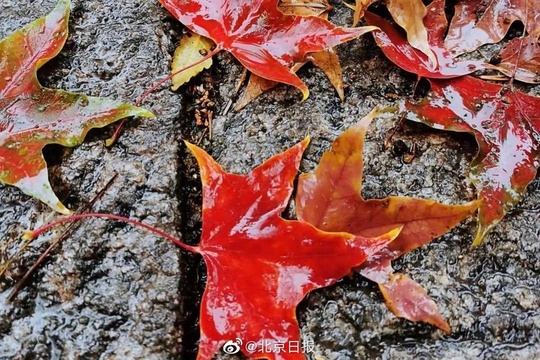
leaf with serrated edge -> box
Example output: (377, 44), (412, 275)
(0, 0), (153, 213)
(171, 32), (215, 90)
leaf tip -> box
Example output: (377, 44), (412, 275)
(300, 136), (311, 148)
(56, 202), (72, 215)
(301, 87), (310, 101)
(22, 230), (36, 241)
(440, 321), (452, 334)
(54, 0), (71, 14)
(184, 140), (207, 161)
(137, 108), (156, 119)
(387, 225), (403, 241)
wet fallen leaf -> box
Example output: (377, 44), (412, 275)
(344, 0), (436, 66)
(158, 0), (375, 99)
(171, 32), (215, 90)
(170, 0), (333, 95)
(344, 0), (375, 27)
(379, 273), (446, 327)
(310, 49), (345, 100)
(365, 0), (486, 79)
(0, 0), (153, 214)
(279, 0), (332, 16)
(235, 1), (345, 110)
(445, 0), (540, 55)
(385, 0), (437, 68)
(296, 109), (478, 331)
(491, 35), (540, 84)
(234, 73), (280, 111)
(186, 139), (399, 359)
(404, 76), (540, 245)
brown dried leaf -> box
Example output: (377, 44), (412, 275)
(344, 0), (376, 27)
(385, 0), (437, 68)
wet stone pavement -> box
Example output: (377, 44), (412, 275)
(1, 1), (539, 359)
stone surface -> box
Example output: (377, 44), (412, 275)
(1, 1), (539, 360)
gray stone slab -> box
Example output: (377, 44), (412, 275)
(1, 1), (184, 358)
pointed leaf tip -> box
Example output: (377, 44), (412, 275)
(379, 273), (451, 332)
(22, 230), (36, 241)
(0, 1), (156, 213)
(301, 87), (310, 101)
(135, 108), (155, 118)
(386, 225), (403, 241)
(300, 136), (311, 149)
(51, 0), (71, 17)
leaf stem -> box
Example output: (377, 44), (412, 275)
(7, 175), (118, 302)
(106, 46), (222, 146)
(135, 46), (222, 106)
(23, 213), (199, 254)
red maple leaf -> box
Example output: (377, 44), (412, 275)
(0, 0), (153, 213)
(365, 0), (485, 78)
(22, 138), (399, 359)
(158, 0), (375, 99)
(492, 35), (540, 84)
(296, 109), (478, 331)
(404, 76), (540, 245)
(445, 0), (540, 55)
(184, 140), (399, 359)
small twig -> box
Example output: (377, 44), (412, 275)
(106, 46), (223, 146)
(384, 111), (406, 149)
(222, 68), (248, 116)
(208, 114), (213, 140)
(7, 174), (118, 302)
(196, 128), (209, 145)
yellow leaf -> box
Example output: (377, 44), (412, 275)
(386, 0), (438, 68)
(344, 0), (376, 27)
(171, 33), (215, 91)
